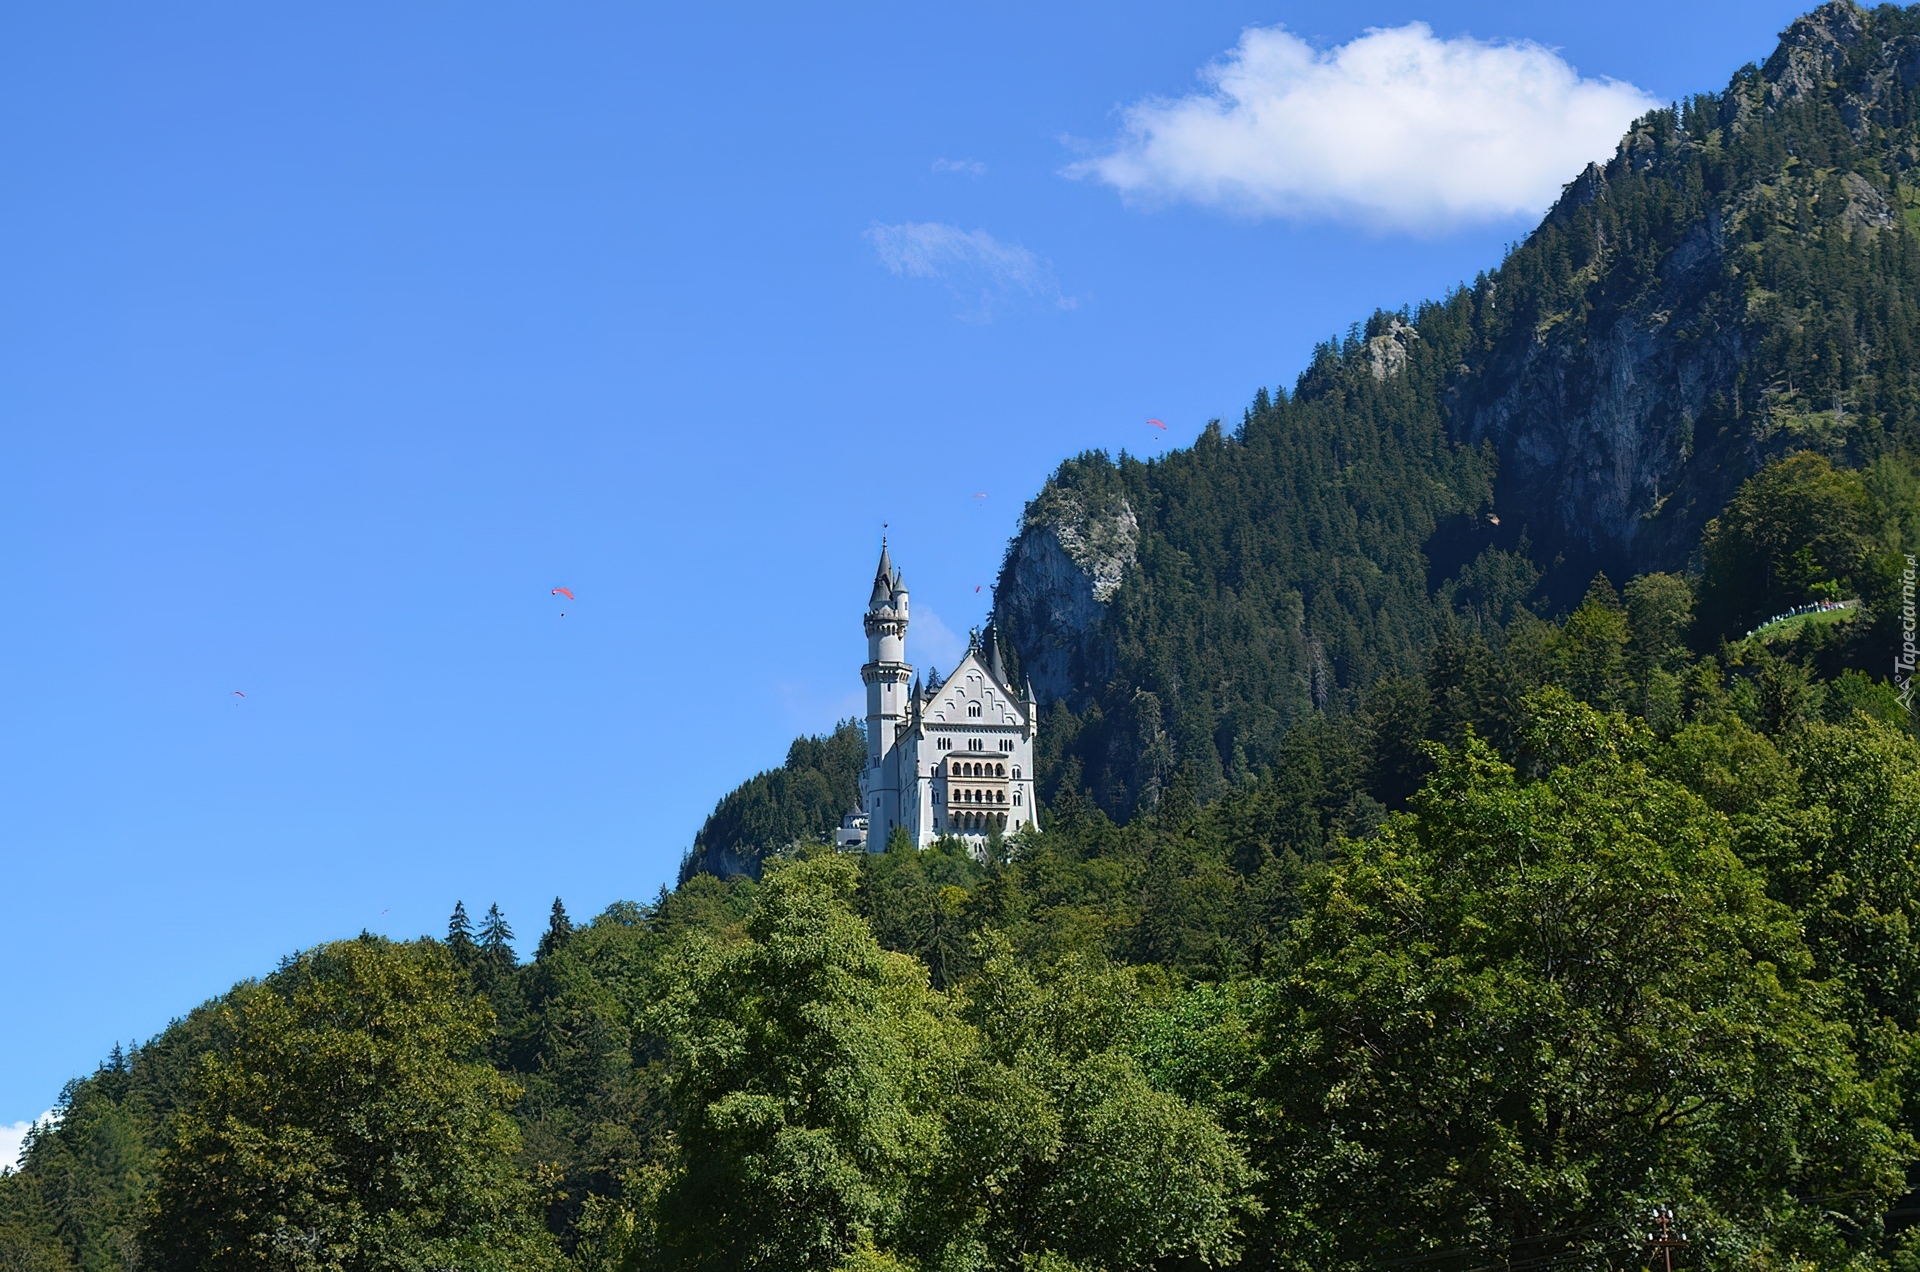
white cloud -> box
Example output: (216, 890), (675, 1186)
(1066, 22), (1658, 232)
(866, 222), (1071, 320)
(911, 603), (968, 676)
(0, 1112), (54, 1173)
(932, 157), (987, 176)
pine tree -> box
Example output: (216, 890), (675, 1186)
(536, 898), (573, 960)
(446, 901), (476, 966)
(479, 904), (514, 963)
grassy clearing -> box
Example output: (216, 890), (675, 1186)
(1745, 600), (1863, 645)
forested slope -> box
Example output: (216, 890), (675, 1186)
(693, 1), (1920, 861)
(8, 584), (1920, 1268)
(992, 0), (1920, 818)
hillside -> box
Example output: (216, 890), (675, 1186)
(997, 0), (1920, 816)
(693, 0), (1920, 856)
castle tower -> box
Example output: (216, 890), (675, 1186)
(860, 541), (912, 839)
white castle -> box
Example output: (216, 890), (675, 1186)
(839, 541), (1038, 853)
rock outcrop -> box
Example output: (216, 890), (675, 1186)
(1454, 0), (1915, 587)
(996, 465), (1137, 704)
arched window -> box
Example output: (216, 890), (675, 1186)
(1014, 792), (1022, 806)
(995, 763), (1005, 777)
(1012, 767), (1021, 780)
(997, 790), (1006, 804)
(968, 702), (982, 718)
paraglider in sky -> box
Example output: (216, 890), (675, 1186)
(975, 585), (982, 593)
(1147, 418), (1167, 429)
(232, 691), (245, 699)
(973, 492), (988, 499)
(551, 587), (574, 600)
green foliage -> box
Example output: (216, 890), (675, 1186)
(1700, 452), (1880, 635)
(144, 936), (557, 1272)
(652, 854), (951, 1271)
(1255, 694), (1910, 1270)
(915, 947), (1257, 1272)
(682, 721), (865, 881)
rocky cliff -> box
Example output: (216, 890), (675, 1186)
(994, 2), (1920, 813)
(994, 456), (1137, 704)
(1456, 1), (1920, 587)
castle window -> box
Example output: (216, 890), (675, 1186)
(997, 790), (1006, 804)
(995, 763), (1005, 778)
(969, 738), (983, 751)
(1014, 792), (1022, 806)
(937, 737), (951, 750)
(1012, 767), (1021, 780)
(968, 703), (982, 718)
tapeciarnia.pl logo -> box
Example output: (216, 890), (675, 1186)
(1899, 553), (1917, 717)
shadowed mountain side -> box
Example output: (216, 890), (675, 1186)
(995, 0), (1920, 817)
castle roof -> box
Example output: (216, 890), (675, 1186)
(868, 541), (905, 611)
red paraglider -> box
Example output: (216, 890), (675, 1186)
(1147, 418), (1167, 430)
(551, 587), (575, 600)
(232, 691), (245, 699)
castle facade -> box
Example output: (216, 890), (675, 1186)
(849, 542), (1038, 852)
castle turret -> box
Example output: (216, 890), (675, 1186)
(859, 541), (914, 838)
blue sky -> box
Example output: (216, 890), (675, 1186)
(0, 0), (1815, 1138)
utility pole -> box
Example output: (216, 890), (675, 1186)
(1645, 1205), (1687, 1272)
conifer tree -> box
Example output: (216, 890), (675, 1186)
(447, 901), (476, 966)
(535, 898), (573, 960)
(479, 904), (514, 962)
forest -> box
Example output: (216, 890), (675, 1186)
(10, 3), (1920, 1269)
(6, 449), (1919, 1270)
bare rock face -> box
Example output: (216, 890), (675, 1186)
(1456, 0), (1907, 584)
(1841, 171), (1895, 229)
(1366, 317), (1415, 382)
(1457, 208), (1743, 579)
(997, 476), (1138, 704)
(1765, 2), (1864, 109)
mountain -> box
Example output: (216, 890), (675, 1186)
(996, 0), (1920, 817)
(688, 2), (1920, 859)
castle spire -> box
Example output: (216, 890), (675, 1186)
(869, 539), (896, 611)
(985, 619), (1008, 688)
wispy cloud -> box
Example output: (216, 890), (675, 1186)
(932, 157), (987, 176)
(912, 603), (968, 674)
(0, 1111), (53, 1173)
(1066, 22), (1657, 232)
(866, 222), (1071, 321)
